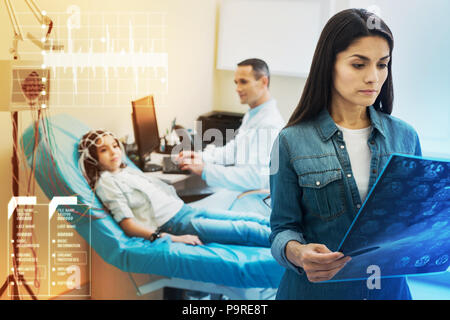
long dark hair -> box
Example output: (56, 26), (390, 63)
(286, 8), (394, 127)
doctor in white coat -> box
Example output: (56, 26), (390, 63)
(177, 59), (284, 213)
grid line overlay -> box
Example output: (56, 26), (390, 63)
(15, 9), (169, 109)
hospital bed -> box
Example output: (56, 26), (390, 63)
(21, 113), (283, 299)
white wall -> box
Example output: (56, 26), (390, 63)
(215, 0), (450, 158)
(217, 0), (329, 77)
(345, 0), (450, 157)
(214, 69), (304, 123)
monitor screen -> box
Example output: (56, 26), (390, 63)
(131, 95), (160, 167)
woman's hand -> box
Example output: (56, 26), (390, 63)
(163, 233), (203, 246)
(285, 241), (351, 283)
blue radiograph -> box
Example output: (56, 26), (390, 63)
(331, 154), (450, 282)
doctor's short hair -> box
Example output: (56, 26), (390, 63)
(237, 58), (270, 88)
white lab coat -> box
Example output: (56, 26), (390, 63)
(201, 99), (285, 191)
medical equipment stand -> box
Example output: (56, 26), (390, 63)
(0, 0), (56, 300)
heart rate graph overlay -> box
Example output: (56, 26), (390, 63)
(19, 6), (169, 108)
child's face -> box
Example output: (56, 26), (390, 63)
(96, 135), (123, 173)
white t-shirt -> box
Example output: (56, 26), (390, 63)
(335, 124), (372, 202)
(95, 167), (184, 230)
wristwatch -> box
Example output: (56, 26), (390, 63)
(149, 229), (161, 242)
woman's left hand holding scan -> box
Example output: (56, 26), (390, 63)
(286, 242), (351, 283)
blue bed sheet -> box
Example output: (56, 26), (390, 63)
(21, 113), (283, 289)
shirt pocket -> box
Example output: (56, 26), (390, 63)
(297, 169), (346, 221)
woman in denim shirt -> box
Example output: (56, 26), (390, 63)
(270, 9), (422, 300)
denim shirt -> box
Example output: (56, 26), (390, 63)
(269, 106), (421, 300)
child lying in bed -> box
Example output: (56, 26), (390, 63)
(78, 129), (270, 246)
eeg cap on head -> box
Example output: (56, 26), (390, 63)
(77, 129), (126, 187)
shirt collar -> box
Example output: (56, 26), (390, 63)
(367, 105), (386, 138)
(247, 99), (276, 120)
(315, 105), (386, 141)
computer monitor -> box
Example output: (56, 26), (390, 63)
(131, 95), (160, 169)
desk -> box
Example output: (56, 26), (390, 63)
(145, 152), (220, 202)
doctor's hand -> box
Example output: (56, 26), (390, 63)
(176, 151), (204, 176)
(285, 242), (351, 283)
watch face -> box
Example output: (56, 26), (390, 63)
(150, 231), (160, 242)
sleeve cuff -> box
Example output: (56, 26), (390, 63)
(201, 162), (208, 181)
(201, 145), (216, 163)
(201, 162), (223, 188)
(271, 229), (307, 275)
(109, 205), (135, 224)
